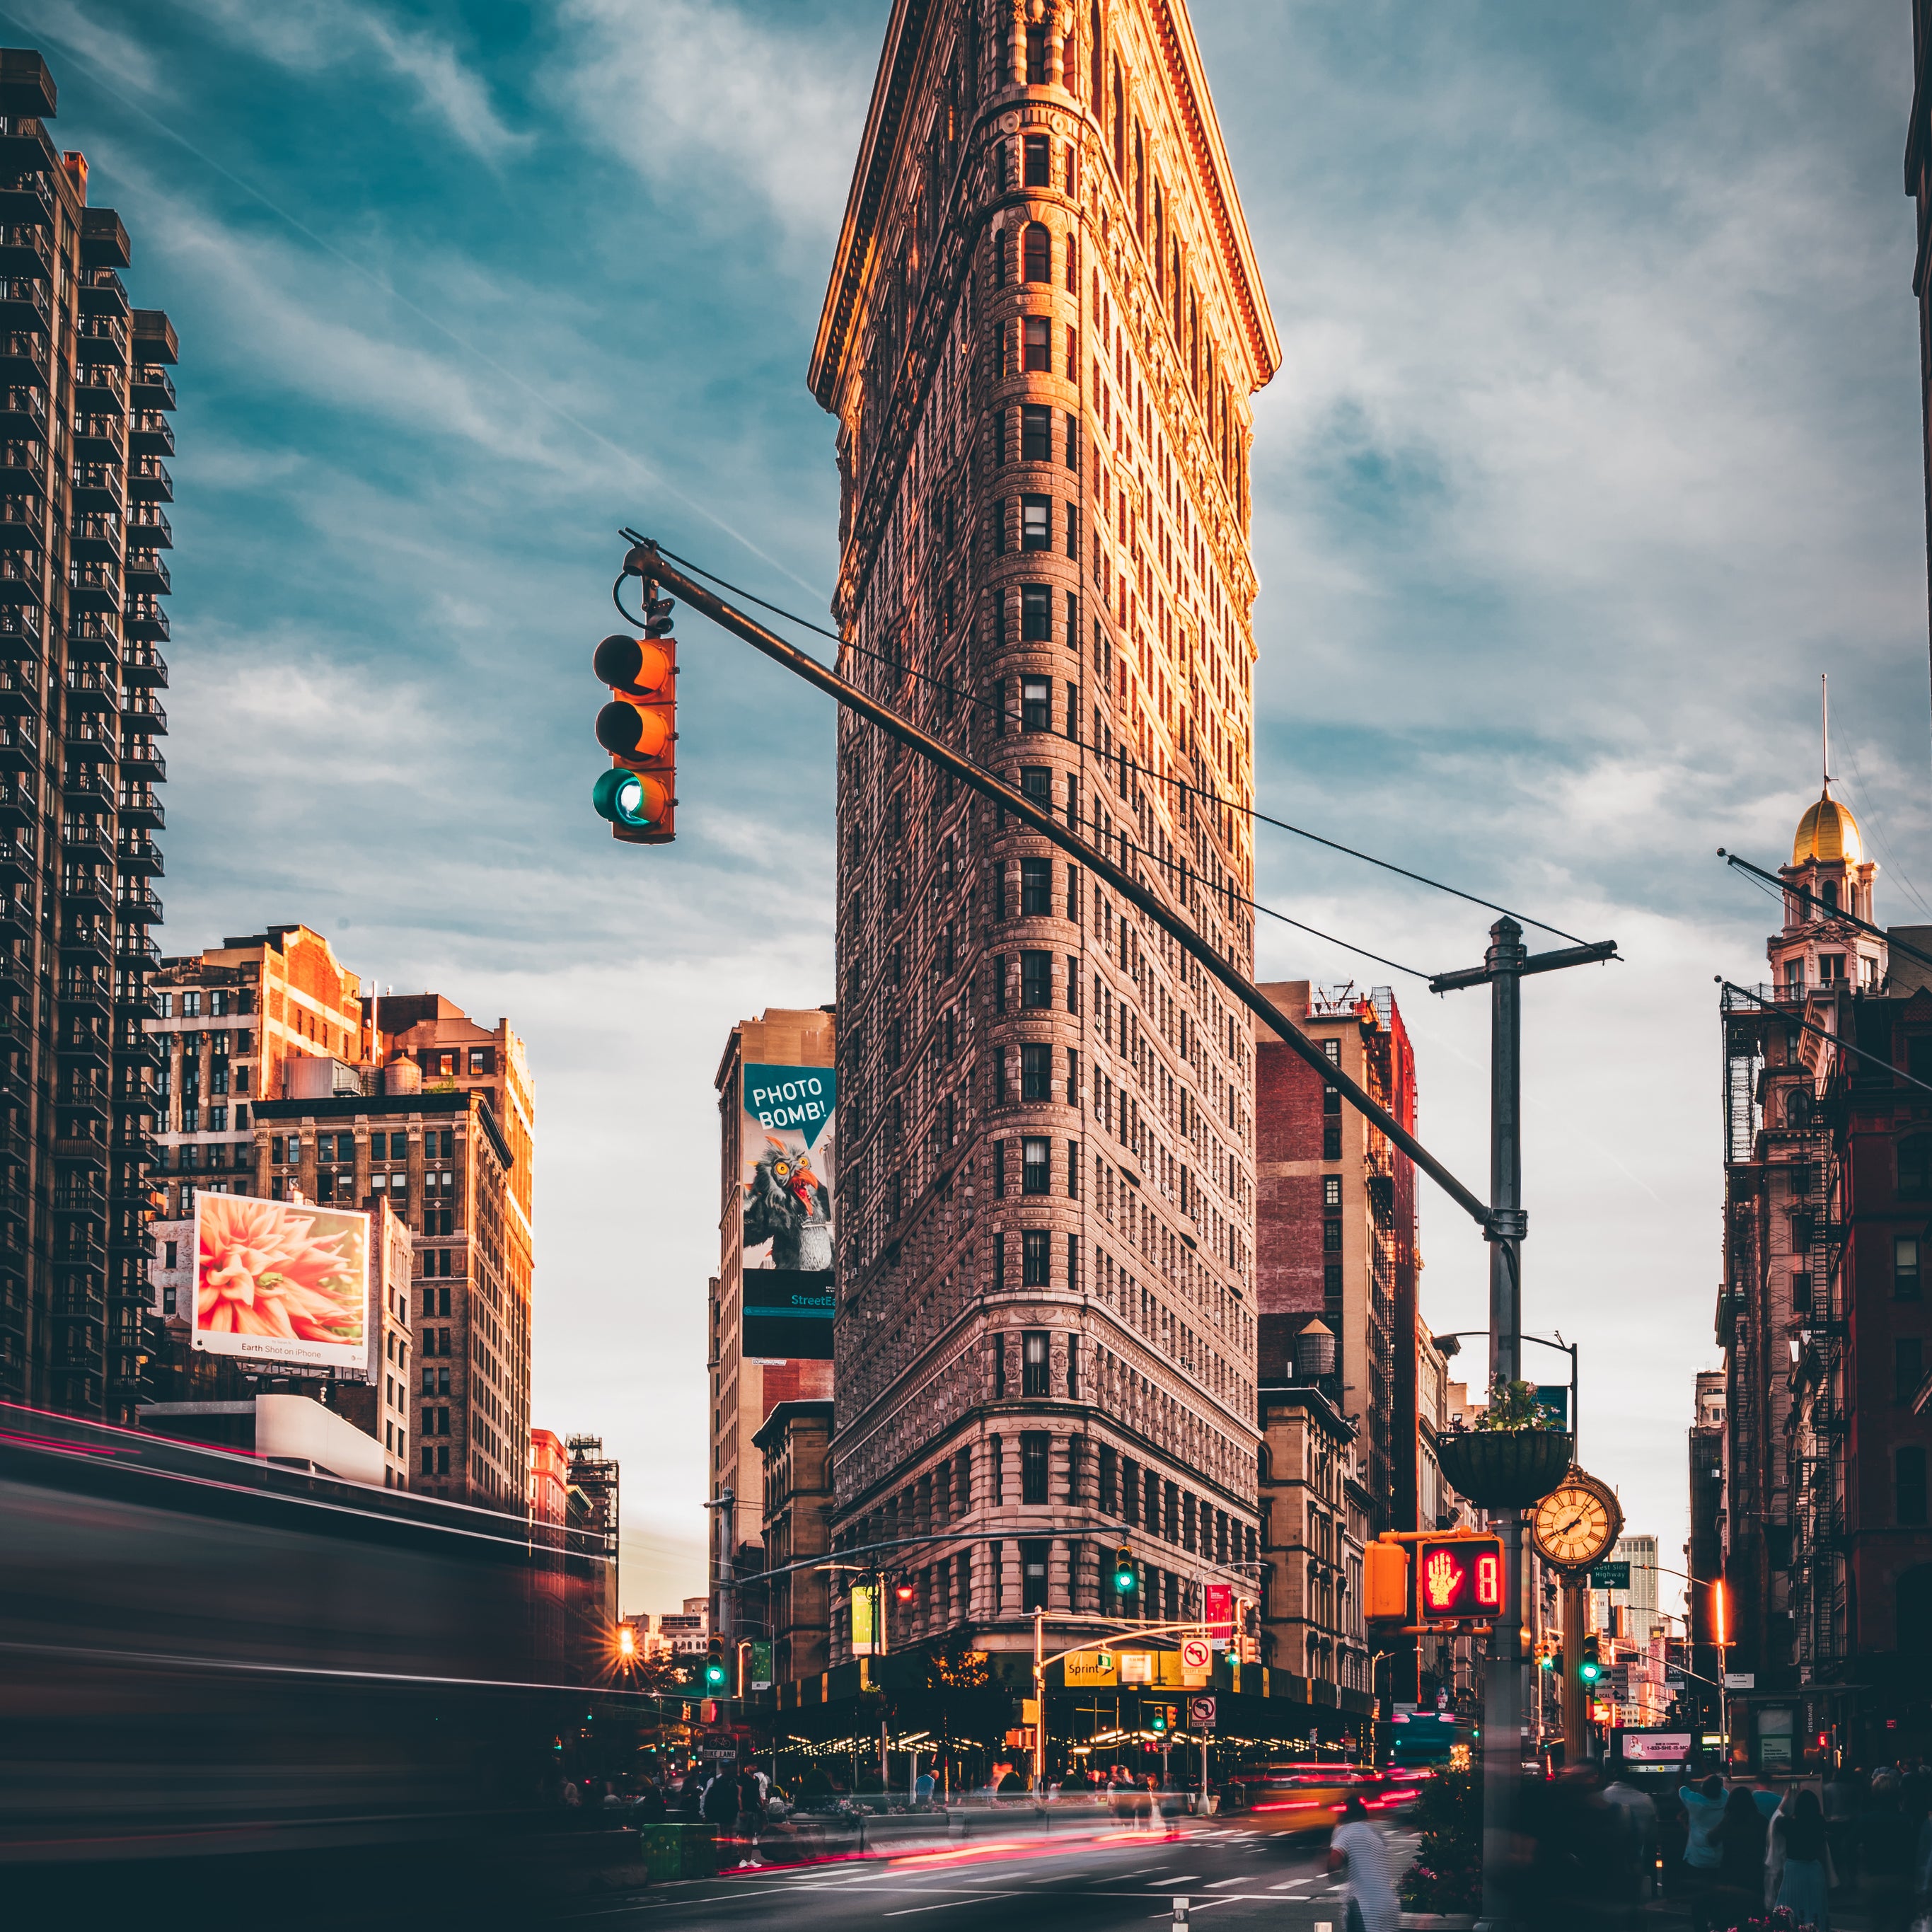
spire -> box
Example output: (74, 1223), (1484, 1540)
(1822, 671), (1832, 797)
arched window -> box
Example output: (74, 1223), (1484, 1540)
(1091, 1), (1104, 109)
(1822, 879), (1839, 910)
(1111, 64), (1124, 178)
(1257, 1442), (1271, 1483)
(1785, 1087), (1812, 1128)
(1023, 221), (1051, 284)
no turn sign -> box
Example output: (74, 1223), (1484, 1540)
(1180, 1636), (1212, 1673)
(1189, 1696), (1217, 1730)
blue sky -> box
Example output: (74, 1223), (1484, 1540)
(22, 0), (1925, 1616)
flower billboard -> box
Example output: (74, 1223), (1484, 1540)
(192, 1194), (371, 1371)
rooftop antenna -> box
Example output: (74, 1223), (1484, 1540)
(1822, 671), (1832, 797)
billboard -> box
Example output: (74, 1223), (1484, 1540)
(740, 1063), (835, 1360)
(192, 1194), (371, 1372)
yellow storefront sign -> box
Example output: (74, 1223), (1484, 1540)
(1063, 1649), (1189, 1688)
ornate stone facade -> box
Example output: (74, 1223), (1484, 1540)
(809, 0), (1278, 1663)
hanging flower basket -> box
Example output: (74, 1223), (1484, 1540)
(1437, 1428), (1574, 1510)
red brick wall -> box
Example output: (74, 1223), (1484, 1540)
(1256, 1034), (1326, 1317)
(761, 1358), (834, 1421)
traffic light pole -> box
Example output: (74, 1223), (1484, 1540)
(1429, 920), (1616, 1932)
(620, 539), (1502, 1238)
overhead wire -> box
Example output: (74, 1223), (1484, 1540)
(622, 532), (1591, 954)
(615, 563), (1431, 981)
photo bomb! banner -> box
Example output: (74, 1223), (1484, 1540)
(740, 1063), (835, 1360)
(192, 1194), (371, 1372)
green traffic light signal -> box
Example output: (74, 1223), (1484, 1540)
(1579, 1634), (1602, 1684)
(1149, 1706), (1168, 1734)
(1112, 1544), (1136, 1594)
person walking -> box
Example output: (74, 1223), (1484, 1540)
(1600, 1769), (1660, 1904)
(1692, 1786), (1769, 1932)
(1772, 1786), (1832, 1930)
(1327, 1793), (1400, 1932)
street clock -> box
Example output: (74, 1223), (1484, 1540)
(1529, 1468), (1624, 1572)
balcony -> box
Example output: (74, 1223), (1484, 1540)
(59, 974), (109, 1016)
(0, 437), (44, 498)
(57, 1077), (108, 1121)
(0, 221), (50, 281)
(0, 661), (38, 717)
(0, 170), (54, 231)
(122, 640), (166, 687)
(66, 613), (120, 661)
(64, 715), (115, 763)
(0, 716), (36, 770)
(114, 981), (159, 1019)
(0, 327), (45, 385)
(123, 551), (168, 595)
(123, 597), (168, 644)
(50, 1281), (105, 1323)
(76, 361), (125, 411)
(115, 832), (161, 874)
(69, 516), (121, 568)
(71, 461), (121, 512)
(0, 832), (30, 882)
(56, 1025), (108, 1067)
(0, 277), (48, 332)
(66, 560), (120, 613)
(117, 786), (162, 829)
(126, 506), (170, 548)
(59, 923), (112, 970)
(61, 820), (110, 859)
(132, 364), (175, 410)
(0, 604), (37, 655)
(115, 885), (162, 922)
(0, 548), (40, 603)
(62, 770), (114, 812)
(76, 311), (127, 363)
(128, 410), (173, 457)
(60, 870), (112, 917)
(71, 412), (124, 461)
(116, 929), (160, 971)
(129, 456), (170, 502)
(121, 739), (164, 782)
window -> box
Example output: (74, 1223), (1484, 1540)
(1023, 1136), (1050, 1193)
(1323, 1125), (1342, 1160)
(1021, 952), (1053, 1012)
(993, 1335), (1007, 1398)
(271, 1136), (284, 1164)
(1792, 1271), (1813, 1312)
(1022, 1227), (1051, 1285)
(1022, 1042), (1052, 1101)
(468, 1047), (488, 1074)
(1099, 1444), (1118, 1515)
(1021, 583), (1051, 640)
(158, 993), (172, 1018)
(1323, 1176), (1341, 1209)
(1023, 1329), (1051, 1395)
(1904, 1138), (1932, 1201)
(994, 1138), (1007, 1196)
(210, 991), (228, 1017)
(1066, 1333), (1078, 1398)
(1022, 403), (1051, 461)
(1025, 22), (1047, 84)
(1900, 1447), (1928, 1526)
(994, 1232), (1006, 1290)
(1022, 859), (1051, 916)
(1897, 1338), (1924, 1404)
(1899, 1238), (1922, 1302)
(1024, 316), (1051, 371)
(1022, 221), (1051, 281)
(1065, 502), (1080, 560)
(1323, 1219), (1343, 1252)
(1820, 954), (1845, 983)
(1324, 1263), (1343, 1300)
(1021, 1437), (1050, 1506)
(182, 991), (201, 1017)
(1821, 879), (1839, 910)
(1022, 676), (1051, 728)
(1065, 411), (1080, 471)
(1022, 494), (1051, 550)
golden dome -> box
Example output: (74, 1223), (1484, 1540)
(1792, 790), (1863, 867)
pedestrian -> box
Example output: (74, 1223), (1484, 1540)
(1327, 1793), (1400, 1932)
(635, 1775), (666, 1824)
(700, 1766), (739, 1838)
(1823, 1764), (1861, 1895)
(677, 1766), (705, 1820)
(1693, 1786), (1768, 1932)
(1772, 1785), (1833, 1930)
(1600, 1769), (1660, 1903)
(737, 1763), (764, 1860)
(1136, 1771), (1156, 1833)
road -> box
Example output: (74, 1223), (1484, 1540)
(557, 1817), (1421, 1930)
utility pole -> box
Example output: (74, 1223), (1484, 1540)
(1431, 918), (1614, 1932)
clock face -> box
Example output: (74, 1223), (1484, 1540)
(1532, 1482), (1618, 1569)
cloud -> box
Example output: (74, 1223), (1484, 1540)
(0, 0), (171, 97)
(187, 0), (526, 161)
(548, 0), (878, 263)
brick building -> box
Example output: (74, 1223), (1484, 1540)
(150, 925), (367, 1213)
(755, 1398), (836, 1689)
(809, 0), (1276, 1718)
(0, 49), (178, 1423)
(1253, 981), (1421, 1534)
(710, 1005), (836, 1576)
(1719, 775), (1932, 1764)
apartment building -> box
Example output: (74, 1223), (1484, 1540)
(0, 49), (178, 1422)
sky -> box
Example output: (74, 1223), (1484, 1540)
(19, 0), (1926, 1621)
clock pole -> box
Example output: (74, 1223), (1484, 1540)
(1562, 1572), (1588, 1762)
(1431, 919), (1619, 1932)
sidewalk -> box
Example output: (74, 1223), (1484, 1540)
(1638, 1885), (1884, 1928)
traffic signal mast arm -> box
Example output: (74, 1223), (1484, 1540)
(620, 539), (1496, 1236)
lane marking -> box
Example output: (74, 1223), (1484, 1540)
(884, 1892), (1022, 1916)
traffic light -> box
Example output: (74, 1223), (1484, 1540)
(1578, 1633), (1602, 1684)
(1537, 1645), (1554, 1672)
(893, 1575), (917, 1605)
(591, 617), (676, 844)
(703, 1634), (728, 1692)
(1113, 1544), (1137, 1595)
(1148, 1704), (1169, 1734)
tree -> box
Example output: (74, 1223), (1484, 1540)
(1399, 1764), (1482, 1916)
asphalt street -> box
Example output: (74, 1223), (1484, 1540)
(559, 1819), (1423, 1930)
